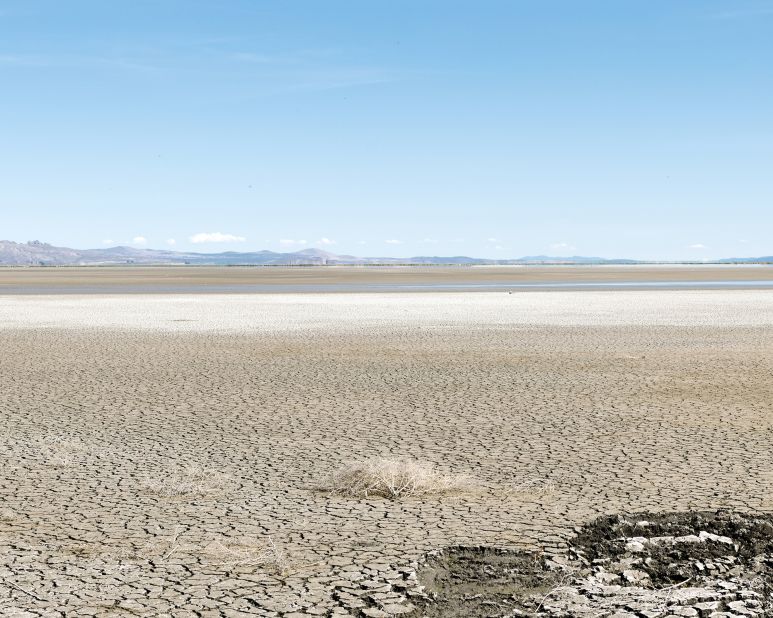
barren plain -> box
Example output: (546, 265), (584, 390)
(2, 288), (773, 616)
(1, 264), (773, 294)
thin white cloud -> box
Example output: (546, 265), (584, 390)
(102, 239), (114, 245)
(315, 237), (336, 246)
(487, 237), (500, 243)
(688, 243), (708, 249)
(385, 239), (403, 245)
(132, 236), (147, 245)
(356, 240), (367, 245)
(549, 242), (575, 251)
(189, 232), (246, 244)
(273, 67), (399, 94)
(279, 239), (307, 247)
(0, 53), (156, 72)
(166, 238), (176, 246)
(231, 52), (287, 65)
(710, 6), (773, 19)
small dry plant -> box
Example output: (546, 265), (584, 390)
(35, 436), (107, 467)
(506, 477), (558, 498)
(141, 465), (230, 497)
(318, 458), (470, 500)
(204, 535), (290, 573)
(124, 526), (291, 574)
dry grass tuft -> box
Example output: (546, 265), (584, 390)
(318, 458), (470, 500)
(505, 477), (558, 498)
(204, 535), (290, 573)
(33, 436), (107, 468)
(141, 465), (230, 497)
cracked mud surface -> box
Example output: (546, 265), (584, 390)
(1, 292), (773, 616)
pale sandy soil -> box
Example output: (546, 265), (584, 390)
(1, 291), (772, 616)
(2, 291), (773, 331)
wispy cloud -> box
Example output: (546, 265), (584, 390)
(549, 242), (575, 251)
(385, 239), (403, 245)
(709, 5), (773, 19)
(231, 52), (290, 65)
(688, 243), (708, 249)
(102, 239), (114, 245)
(227, 47), (402, 94)
(189, 232), (246, 244)
(315, 237), (336, 246)
(230, 48), (336, 65)
(270, 67), (399, 94)
(132, 236), (148, 245)
(166, 238), (176, 246)
(0, 53), (158, 72)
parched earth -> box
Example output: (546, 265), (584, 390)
(1, 292), (773, 617)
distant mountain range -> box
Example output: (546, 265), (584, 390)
(0, 240), (771, 266)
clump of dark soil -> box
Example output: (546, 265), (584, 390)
(573, 510), (773, 586)
(408, 546), (562, 617)
(409, 510), (773, 618)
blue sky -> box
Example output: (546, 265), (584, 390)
(1, 0), (771, 260)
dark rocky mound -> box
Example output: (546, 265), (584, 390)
(406, 546), (562, 617)
(409, 510), (773, 617)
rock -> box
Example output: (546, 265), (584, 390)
(726, 600), (757, 616)
(622, 569), (649, 584)
(626, 540), (645, 553)
(674, 535), (703, 544)
(694, 601), (721, 614)
(593, 571), (621, 584)
(698, 531), (734, 545)
(380, 603), (415, 615)
(672, 608), (698, 617)
(361, 609), (389, 618)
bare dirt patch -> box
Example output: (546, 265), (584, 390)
(2, 296), (772, 614)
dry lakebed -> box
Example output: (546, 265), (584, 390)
(1, 287), (773, 617)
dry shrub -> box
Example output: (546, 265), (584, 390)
(319, 458), (470, 500)
(123, 525), (291, 574)
(204, 535), (290, 573)
(34, 436), (107, 467)
(141, 465), (229, 497)
(506, 477), (558, 498)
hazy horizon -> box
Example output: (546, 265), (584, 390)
(3, 237), (773, 262)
